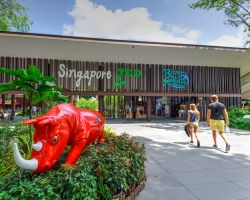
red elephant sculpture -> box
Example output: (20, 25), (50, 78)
(13, 104), (105, 173)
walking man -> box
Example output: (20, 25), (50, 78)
(207, 95), (231, 152)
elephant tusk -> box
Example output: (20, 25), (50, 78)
(32, 141), (43, 151)
(13, 143), (38, 171)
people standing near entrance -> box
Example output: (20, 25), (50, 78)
(132, 104), (137, 119)
(207, 95), (231, 152)
(186, 104), (200, 147)
(178, 104), (186, 119)
(32, 105), (37, 117)
(0, 108), (4, 122)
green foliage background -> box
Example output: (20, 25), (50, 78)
(76, 98), (98, 111)
(228, 106), (250, 130)
(189, 0), (250, 46)
(0, 0), (32, 32)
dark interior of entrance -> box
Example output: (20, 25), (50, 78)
(102, 96), (219, 121)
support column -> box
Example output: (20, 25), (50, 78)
(70, 95), (74, 103)
(146, 96), (151, 121)
(10, 94), (15, 120)
(98, 96), (104, 115)
(40, 101), (44, 114)
(1, 94), (5, 110)
(198, 97), (203, 121)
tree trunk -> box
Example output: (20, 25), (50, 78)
(28, 93), (33, 147)
(22, 95), (25, 117)
(29, 103), (32, 147)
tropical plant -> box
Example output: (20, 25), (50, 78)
(0, 0), (32, 32)
(76, 98), (98, 110)
(0, 129), (146, 199)
(0, 122), (30, 177)
(0, 65), (68, 144)
(247, 98), (250, 112)
(189, 0), (250, 46)
(228, 106), (250, 130)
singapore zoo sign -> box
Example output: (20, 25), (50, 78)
(58, 64), (112, 87)
(58, 64), (189, 89)
(58, 64), (142, 87)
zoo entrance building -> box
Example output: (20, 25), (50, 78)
(0, 32), (249, 120)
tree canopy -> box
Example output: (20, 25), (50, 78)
(0, 0), (32, 32)
(190, 0), (250, 46)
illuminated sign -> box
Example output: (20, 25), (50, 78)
(162, 69), (189, 89)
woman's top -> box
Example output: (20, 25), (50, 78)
(179, 109), (185, 113)
(188, 110), (200, 122)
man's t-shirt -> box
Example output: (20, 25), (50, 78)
(208, 102), (225, 120)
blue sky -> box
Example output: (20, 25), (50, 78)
(21, 0), (245, 47)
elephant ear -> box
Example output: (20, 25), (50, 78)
(23, 118), (39, 125)
(23, 116), (59, 126)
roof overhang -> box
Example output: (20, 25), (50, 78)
(0, 32), (249, 77)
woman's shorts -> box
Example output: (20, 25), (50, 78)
(189, 122), (198, 128)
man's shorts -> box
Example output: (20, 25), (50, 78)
(210, 119), (225, 133)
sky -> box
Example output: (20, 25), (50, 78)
(21, 0), (246, 47)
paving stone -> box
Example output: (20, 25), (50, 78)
(107, 119), (250, 200)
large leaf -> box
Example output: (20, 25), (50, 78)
(37, 86), (53, 99)
(12, 80), (36, 92)
(39, 81), (64, 91)
(32, 91), (42, 105)
(50, 91), (68, 102)
(50, 84), (64, 91)
(0, 82), (16, 92)
(0, 68), (27, 78)
(26, 65), (42, 78)
(24, 91), (32, 99)
(23, 74), (39, 82)
(41, 76), (57, 82)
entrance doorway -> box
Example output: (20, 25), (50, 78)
(101, 95), (208, 121)
(124, 96), (147, 120)
(103, 96), (125, 119)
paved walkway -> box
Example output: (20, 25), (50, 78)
(106, 119), (250, 200)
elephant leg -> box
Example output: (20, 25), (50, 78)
(64, 139), (88, 167)
(98, 129), (105, 143)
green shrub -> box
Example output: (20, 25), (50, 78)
(0, 122), (30, 177)
(228, 107), (250, 130)
(76, 98), (98, 111)
(0, 130), (146, 199)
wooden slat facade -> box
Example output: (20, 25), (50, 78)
(0, 57), (241, 93)
(0, 56), (242, 118)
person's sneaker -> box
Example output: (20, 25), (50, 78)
(225, 144), (231, 152)
(197, 140), (200, 147)
(190, 140), (194, 144)
(212, 144), (218, 148)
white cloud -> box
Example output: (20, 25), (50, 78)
(207, 31), (246, 47)
(63, 0), (202, 44)
(185, 30), (202, 41)
(171, 25), (186, 34)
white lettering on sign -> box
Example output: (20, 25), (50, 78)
(58, 64), (112, 87)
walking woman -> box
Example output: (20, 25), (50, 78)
(186, 104), (200, 147)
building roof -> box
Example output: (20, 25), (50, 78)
(0, 31), (249, 78)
